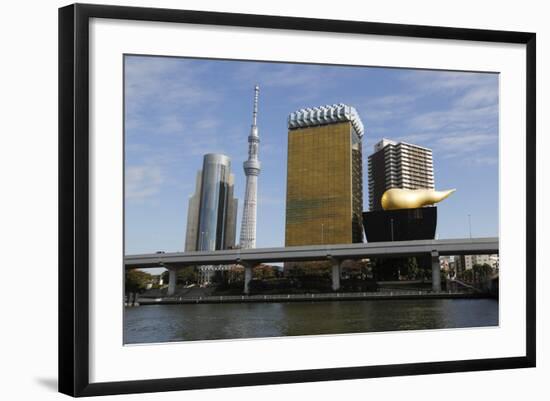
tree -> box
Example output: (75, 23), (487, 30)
(473, 263), (493, 283)
(177, 266), (197, 285)
(125, 269), (152, 292)
(461, 268), (474, 283)
(404, 257), (419, 279)
(160, 270), (169, 285)
(125, 269), (152, 305)
(341, 259), (367, 279)
(253, 264), (279, 280)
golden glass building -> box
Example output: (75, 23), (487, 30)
(285, 104), (365, 247)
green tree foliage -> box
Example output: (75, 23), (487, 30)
(160, 270), (169, 284)
(458, 264), (493, 284)
(461, 268), (474, 283)
(370, 256), (433, 281)
(177, 266), (197, 285)
(253, 264), (281, 280)
(125, 269), (152, 293)
(473, 263), (494, 282)
(341, 259), (370, 279)
(404, 257), (419, 279)
(228, 265), (244, 282)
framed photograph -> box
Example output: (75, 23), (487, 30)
(59, 3), (536, 397)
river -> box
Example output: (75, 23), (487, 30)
(124, 298), (498, 344)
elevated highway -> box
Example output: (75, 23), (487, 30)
(124, 237), (498, 295)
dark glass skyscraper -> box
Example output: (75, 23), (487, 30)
(185, 154), (238, 283)
(186, 153), (238, 252)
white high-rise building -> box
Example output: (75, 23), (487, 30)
(463, 254), (499, 270)
(239, 85), (261, 249)
(368, 139), (434, 211)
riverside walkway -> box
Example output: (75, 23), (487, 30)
(134, 290), (488, 305)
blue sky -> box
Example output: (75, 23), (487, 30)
(124, 55), (499, 255)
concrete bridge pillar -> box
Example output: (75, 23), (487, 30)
(331, 259), (342, 291)
(167, 267), (177, 296)
(243, 263), (253, 295)
(431, 251), (441, 292)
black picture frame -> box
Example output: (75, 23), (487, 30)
(59, 3), (536, 397)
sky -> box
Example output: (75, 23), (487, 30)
(124, 55), (499, 255)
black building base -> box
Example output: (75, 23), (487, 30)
(363, 207), (437, 281)
(363, 207), (437, 243)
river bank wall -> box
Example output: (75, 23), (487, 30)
(130, 290), (493, 306)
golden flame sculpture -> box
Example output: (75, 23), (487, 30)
(381, 188), (456, 211)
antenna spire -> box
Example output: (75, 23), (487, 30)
(240, 85), (261, 249)
(252, 84), (259, 127)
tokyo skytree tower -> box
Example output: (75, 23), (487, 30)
(239, 85), (261, 249)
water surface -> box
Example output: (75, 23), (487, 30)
(124, 298), (498, 344)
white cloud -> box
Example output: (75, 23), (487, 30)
(437, 132), (496, 149)
(234, 63), (325, 88)
(368, 94), (418, 107)
(126, 165), (164, 201)
(409, 104), (497, 132)
(468, 155), (498, 165)
(454, 85), (498, 109)
(359, 70), (499, 166)
(125, 56), (217, 106)
(156, 115), (186, 135)
(124, 56), (221, 137)
(401, 70), (497, 93)
(357, 93), (419, 128)
(232, 62), (347, 106)
(194, 119), (220, 131)
(394, 132), (439, 144)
